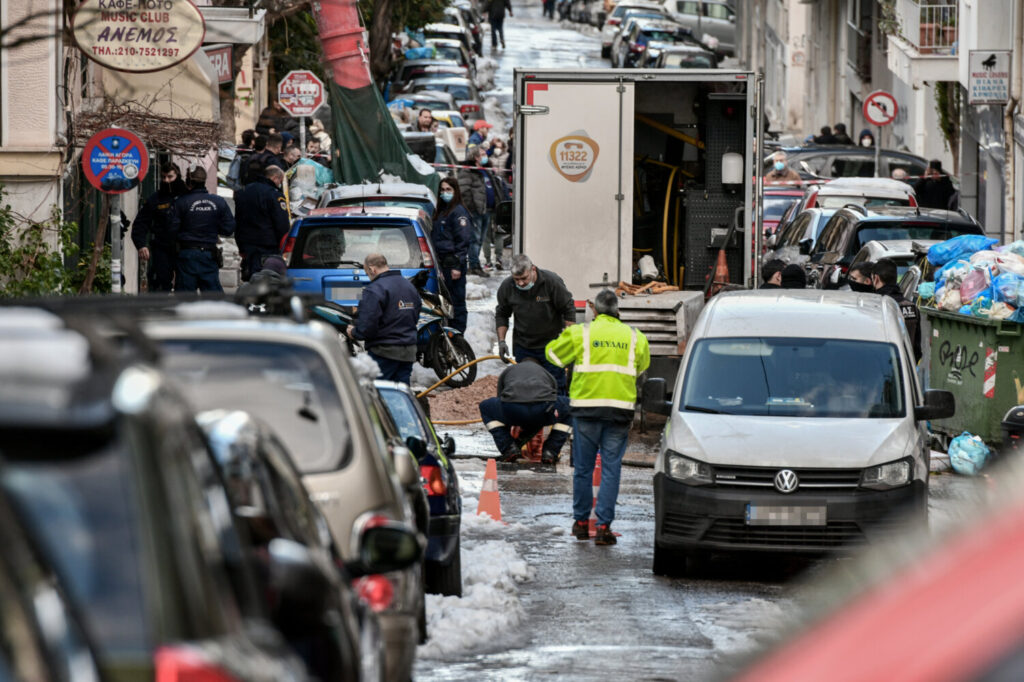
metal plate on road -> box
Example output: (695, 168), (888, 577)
(745, 504), (827, 526)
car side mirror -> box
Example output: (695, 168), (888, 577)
(493, 200), (513, 235)
(642, 377), (672, 416)
(405, 435), (428, 460)
(392, 445), (419, 488)
(442, 434), (456, 457)
(347, 521), (423, 577)
(267, 538), (331, 614)
(799, 238), (813, 255)
(914, 390), (955, 421)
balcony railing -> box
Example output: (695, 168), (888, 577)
(897, 0), (958, 55)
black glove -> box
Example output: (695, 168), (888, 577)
(498, 340), (511, 363)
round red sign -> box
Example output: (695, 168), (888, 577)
(82, 128), (150, 195)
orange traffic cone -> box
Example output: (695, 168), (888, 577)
(477, 458), (503, 522)
(588, 454), (603, 537)
(710, 249), (730, 296)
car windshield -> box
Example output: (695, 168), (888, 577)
(642, 29), (678, 41)
(681, 337), (905, 418)
(377, 388), (426, 443)
(161, 340), (351, 474)
(293, 224), (423, 269)
(855, 222), (977, 249)
(1, 439), (149, 654)
(432, 46), (464, 62)
(764, 195), (800, 220)
(818, 195), (910, 208)
(663, 53), (715, 68)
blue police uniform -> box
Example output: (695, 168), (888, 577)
(431, 203), (472, 332)
(131, 181), (185, 291)
(170, 186), (235, 293)
(352, 269), (420, 385)
(233, 176), (290, 280)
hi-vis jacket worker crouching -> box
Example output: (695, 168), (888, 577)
(546, 289), (650, 546)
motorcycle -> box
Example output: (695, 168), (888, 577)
(415, 278), (477, 389)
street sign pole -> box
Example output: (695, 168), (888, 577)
(875, 126), (882, 178)
(300, 123), (306, 160)
(110, 194), (122, 294)
(863, 90), (898, 179)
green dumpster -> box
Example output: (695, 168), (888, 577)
(923, 307), (1024, 446)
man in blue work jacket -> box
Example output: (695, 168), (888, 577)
(234, 165), (290, 281)
(346, 253), (420, 385)
(170, 167), (235, 293)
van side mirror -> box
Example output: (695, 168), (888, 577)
(347, 522), (423, 577)
(914, 390), (955, 421)
(799, 238), (813, 255)
(493, 200), (513, 235)
(642, 377), (672, 416)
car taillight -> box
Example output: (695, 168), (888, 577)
(460, 103), (480, 115)
(420, 464), (447, 496)
(630, 43), (646, 52)
(417, 236), (435, 267)
(608, 18), (620, 25)
(155, 646), (240, 682)
(355, 575), (395, 612)
(281, 235), (296, 262)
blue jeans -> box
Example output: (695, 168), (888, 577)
(514, 345), (567, 394)
(176, 248), (222, 293)
(479, 395), (571, 454)
(369, 351), (412, 386)
(572, 418), (630, 526)
(469, 213), (494, 267)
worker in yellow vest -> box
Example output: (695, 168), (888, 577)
(545, 289), (650, 545)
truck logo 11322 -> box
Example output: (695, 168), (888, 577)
(549, 133), (600, 183)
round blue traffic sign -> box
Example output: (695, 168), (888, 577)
(82, 128), (149, 194)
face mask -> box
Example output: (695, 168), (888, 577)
(861, 138), (872, 147)
(774, 161), (786, 172)
(515, 280), (534, 291)
(479, 156), (489, 166)
(849, 280), (874, 293)
(440, 191), (454, 203)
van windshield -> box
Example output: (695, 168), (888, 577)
(681, 337), (905, 418)
(293, 224), (424, 269)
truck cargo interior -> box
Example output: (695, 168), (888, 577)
(632, 81), (749, 289)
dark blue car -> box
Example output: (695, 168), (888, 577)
(375, 380), (463, 597)
(285, 206), (441, 305)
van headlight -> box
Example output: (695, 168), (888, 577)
(666, 451), (713, 486)
(860, 459), (912, 490)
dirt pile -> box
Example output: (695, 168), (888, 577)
(427, 374), (500, 422)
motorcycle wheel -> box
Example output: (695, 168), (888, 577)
(429, 334), (477, 388)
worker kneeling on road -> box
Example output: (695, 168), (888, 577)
(546, 290), (650, 546)
(479, 357), (572, 466)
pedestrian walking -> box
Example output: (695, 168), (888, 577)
(760, 259), (785, 289)
(488, 0), (513, 51)
(431, 175), (473, 332)
(170, 167), (235, 293)
(765, 151), (803, 187)
(233, 165), (290, 281)
(873, 258), (921, 361)
(478, 358), (572, 465)
(546, 289), (650, 545)
(913, 159), (957, 210)
(468, 119), (492, 147)
(543, 0), (555, 19)
(495, 254), (575, 393)
(131, 162), (187, 292)
(346, 253), (420, 385)
(458, 145), (498, 277)
(833, 123), (854, 145)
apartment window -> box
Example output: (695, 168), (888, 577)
(846, 0), (873, 81)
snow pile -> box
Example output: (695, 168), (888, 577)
(465, 282), (490, 300)
(689, 598), (794, 656)
(347, 352), (380, 381)
(474, 56), (499, 92)
(411, 362), (438, 390)
(463, 317), (498, 361)
(482, 95), (508, 135)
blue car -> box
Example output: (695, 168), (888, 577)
(375, 380), (463, 597)
(285, 205), (441, 305)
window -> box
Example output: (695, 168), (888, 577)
(378, 389), (427, 443)
(675, 2), (699, 15)
(813, 216), (845, 254)
(764, 195), (801, 221)
(781, 214), (810, 247)
(705, 3), (734, 21)
(830, 155), (877, 178)
(295, 224), (421, 269)
(854, 222), (981, 251)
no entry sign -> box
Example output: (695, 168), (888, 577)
(863, 90), (898, 127)
(82, 128), (150, 194)
(278, 70), (325, 117)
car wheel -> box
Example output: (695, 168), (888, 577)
(425, 538), (463, 597)
(652, 542), (684, 577)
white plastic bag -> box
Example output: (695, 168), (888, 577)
(948, 432), (990, 476)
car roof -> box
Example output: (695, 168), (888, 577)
(693, 290), (902, 344)
(319, 182), (436, 204)
(144, 317), (343, 350)
(307, 205), (430, 220)
(410, 75), (472, 85)
(852, 206), (977, 224)
(401, 59), (461, 68)
(425, 38), (463, 47)
(816, 178), (915, 199)
(860, 239), (939, 258)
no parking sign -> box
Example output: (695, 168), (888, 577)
(82, 128), (149, 194)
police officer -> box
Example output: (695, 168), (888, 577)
(346, 253), (420, 385)
(546, 289), (650, 546)
(170, 167), (235, 293)
(873, 258), (921, 361)
(431, 175), (473, 332)
(495, 254), (575, 393)
(234, 165), (290, 281)
(248, 133), (286, 182)
(131, 162), (186, 292)
(478, 358), (572, 465)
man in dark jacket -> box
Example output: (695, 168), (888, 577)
(458, 145), (496, 276)
(495, 253), (575, 393)
(131, 162), (187, 292)
(489, 0), (512, 51)
(873, 258), (921, 361)
(248, 134), (286, 183)
(234, 165), (290, 281)
(479, 358), (572, 465)
(170, 167), (235, 293)
(914, 159), (957, 210)
(833, 123), (854, 145)
(347, 253), (420, 385)
(761, 259), (785, 289)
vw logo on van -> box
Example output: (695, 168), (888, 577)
(774, 469), (799, 494)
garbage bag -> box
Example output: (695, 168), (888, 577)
(934, 258), (972, 289)
(927, 235), (1000, 266)
(993, 272), (1024, 307)
(959, 268), (991, 302)
(988, 302), (1016, 320)
(948, 432), (990, 476)
(995, 252), (1024, 276)
(404, 46), (436, 60)
(1004, 240), (1024, 258)
(938, 287), (962, 311)
(1009, 307), (1024, 324)
(917, 281), (936, 300)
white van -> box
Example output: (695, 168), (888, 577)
(644, 289), (954, 576)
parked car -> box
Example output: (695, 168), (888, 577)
(285, 205), (441, 304)
(401, 130), (438, 166)
(613, 18), (684, 68)
(423, 23), (474, 61)
(375, 380), (463, 597)
(761, 187), (806, 236)
(432, 109), (467, 130)
(643, 289), (955, 576)
(762, 207), (838, 266)
(806, 205), (983, 288)
(407, 75), (484, 122)
(424, 38), (476, 77)
(647, 42), (718, 68)
(444, 3), (483, 55)
(0, 306), (311, 682)
(148, 311), (428, 682)
(661, 0), (736, 55)
(849, 238), (940, 281)
(317, 181), (437, 214)
(802, 177), (918, 210)
(399, 90), (458, 116)
(393, 59), (468, 90)
(765, 145), (929, 182)
(435, 139), (459, 168)
(600, 1), (665, 57)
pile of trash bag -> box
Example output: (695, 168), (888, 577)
(923, 236), (1024, 323)
(948, 431), (991, 476)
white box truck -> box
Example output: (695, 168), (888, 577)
(512, 68), (763, 391)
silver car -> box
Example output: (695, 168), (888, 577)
(661, 0), (735, 55)
(600, 1), (666, 57)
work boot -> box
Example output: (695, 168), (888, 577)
(497, 445), (520, 463)
(469, 266), (489, 278)
(501, 38), (506, 48)
(571, 520), (589, 541)
(594, 524), (616, 546)
(541, 448), (559, 466)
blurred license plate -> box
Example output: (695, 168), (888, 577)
(329, 286), (363, 301)
(745, 504), (827, 526)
